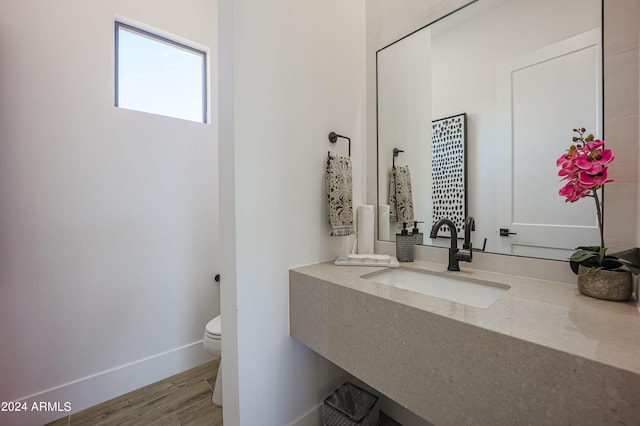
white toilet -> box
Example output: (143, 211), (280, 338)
(203, 315), (222, 406)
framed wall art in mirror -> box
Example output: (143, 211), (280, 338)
(431, 113), (466, 238)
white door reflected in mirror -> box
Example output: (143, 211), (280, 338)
(376, 0), (602, 261)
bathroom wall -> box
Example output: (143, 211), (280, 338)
(603, 0), (640, 252)
(637, 13), (640, 248)
(0, 1), (218, 424)
(598, 0), (640, 251)
(217, 0), (366, 424)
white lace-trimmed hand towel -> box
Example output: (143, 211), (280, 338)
(389, 165), (415, 223)
(326, 153), (356, 236)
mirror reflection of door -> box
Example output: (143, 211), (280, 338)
(496, 29), (602, 260)
(375, 0), (602, 260)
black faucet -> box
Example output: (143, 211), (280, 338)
(463, 216), (475, 250)
(430, 217), (474, 271)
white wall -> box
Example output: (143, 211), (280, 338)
(377, 28), (433, 238)
(601, 0), (640, 252)
(0, 2), (218, 424)
(217, 0), (366, 424)
(637, 19), (640, 248)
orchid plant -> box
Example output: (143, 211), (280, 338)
(557, 128), (640, 274)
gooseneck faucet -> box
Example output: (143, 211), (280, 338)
(430, 217), (474, 271)
(430, 218), (461, 271)
(463, 216), (475, 250)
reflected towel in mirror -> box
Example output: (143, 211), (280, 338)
(389, 166), (414, 223)
(326, 153), (356, 236)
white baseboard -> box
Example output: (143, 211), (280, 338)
(1, 341), (214, 426)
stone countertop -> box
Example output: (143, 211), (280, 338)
(291, 260), (640, 376)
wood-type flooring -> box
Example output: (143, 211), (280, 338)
(46, 359), (222, 426)
(45, 357), (402, 426)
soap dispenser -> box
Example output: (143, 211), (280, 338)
(411, 221), (424, 246)
(396, 222), (414, 262)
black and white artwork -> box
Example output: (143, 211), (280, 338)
(431, 113), (466, 238)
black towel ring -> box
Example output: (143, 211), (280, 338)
(393, 148), (404, 169)
(328, 132), (351, 157)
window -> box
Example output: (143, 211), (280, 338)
(115, 22), (207, 123)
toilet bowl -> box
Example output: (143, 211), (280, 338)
(203, 315), (222, 406)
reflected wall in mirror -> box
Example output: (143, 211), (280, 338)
(376, 0), (602, 261)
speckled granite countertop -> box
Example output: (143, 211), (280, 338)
(292, 260), (640, 374)
(290, 260), (640, 424)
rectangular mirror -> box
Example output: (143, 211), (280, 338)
(376, 0), (602, 261)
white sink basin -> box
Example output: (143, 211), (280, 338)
(364, 268), (509, 308)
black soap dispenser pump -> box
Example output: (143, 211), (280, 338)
(412, 221), (424, 246)
(396, 222), (414, 262)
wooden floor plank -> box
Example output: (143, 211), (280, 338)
(46, 359), (220, 426)
(47, 357), (404, 426)
(175, 394), (223, 426)
(46, 417), (70, 426)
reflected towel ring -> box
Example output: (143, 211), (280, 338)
(328, 132), (351, 157)
(393, 148), (404, 169)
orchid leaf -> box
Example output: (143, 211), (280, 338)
(624, 264), (640, 275)
(569, 248), (623, 274)
(598, 247), (608, 263)
(569, 260), (580, 274)
(609, 247), (640, 275)
(610, 247), (640, 265)
(600, 258), (623, 270)
(570, 250), (600, 263)
(575, 245), (601, 252)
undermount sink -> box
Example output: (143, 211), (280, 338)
(364, 268), (509, 308)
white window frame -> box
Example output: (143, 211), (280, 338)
(114, 21), (208, 123)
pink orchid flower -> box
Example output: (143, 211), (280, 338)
(578, 166), (612, 187)
(556, 147), (577, 167)
(559, 181), (591, 203)
(557, 130), (614, 204)
(558, 129), (614, 250)
(558, 163), (578, 180)
(575, 149), (614, 170)
(584, 139), (605, 150)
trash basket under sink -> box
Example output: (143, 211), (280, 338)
(322, 382), (379, 426)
